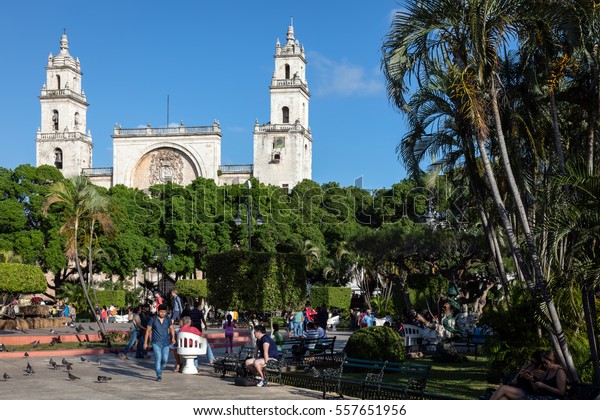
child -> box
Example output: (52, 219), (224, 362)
(223, 314), (236, 353)
(272, 323), (283, 352)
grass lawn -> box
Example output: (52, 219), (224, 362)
(341, 356), (493, 400)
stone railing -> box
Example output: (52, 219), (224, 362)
(114, 126), (219, 136)
(255, 123), (311, 135)
(40, 88), (86, 102)
(36, 131), (91, 141)
(219, 164), (253, 173)
(81, 167), (113, 176)
(275, 79), (307, 88)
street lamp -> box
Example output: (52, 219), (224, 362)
(153, 245), (172, 296)
(235, 180), (263, 250)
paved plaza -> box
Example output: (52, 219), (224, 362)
(0, 323), (351, 400)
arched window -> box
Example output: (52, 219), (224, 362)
(56, 75), (61, 89)
(285, 64), (290, 79)
(52, 110), (59, 130)
(74, 112), (79, 129)
(282, 107), (289, 124)
(54, 148), (63, 169)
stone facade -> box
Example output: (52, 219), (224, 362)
(36, 24), (312, 191)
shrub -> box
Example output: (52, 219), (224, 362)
(95, 290), (126, 308)
(343, 326), (405, 362)
(175, 279), (207, 299)
(0, 263), (47, 294)
(310, 287), (351, 310)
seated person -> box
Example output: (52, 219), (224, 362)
(175, 316), (216, 372)
(526, 350), (567, 399)
(245, 325), (279, 387)
(315, 321), (328, 339)
(490, 350), (547, 399)
(271, 323), (283, 352)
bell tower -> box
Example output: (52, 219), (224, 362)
(253, 21), (312, 190)
(36, 33), (92, 178)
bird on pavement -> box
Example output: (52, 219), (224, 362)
(97, 375), (112, 382)
(24, 352), (29, 358)
(66, 363), (73, 371)
(25, 363), (34, 375)
(89, 326), (95, 331)
(3, 373), (9, 381)
(49, 358), (55, 365)
(50, 329), (56, 334)
(80, 357), (87, 363)
(61, 358), (69, 366)
(75, 325), (84, 333)
(50, 361), (58, 370)
(68, 373), (80, 380)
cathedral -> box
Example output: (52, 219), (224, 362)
(36, 24), (313, 191)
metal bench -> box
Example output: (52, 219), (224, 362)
(213, 345), (254, 377)
(313, 355), (431, 399)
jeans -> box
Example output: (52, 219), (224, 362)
(136, 331), (147, 357)
(172, 311), (181, 321)
(193, 343), (216, 367)
(294, 321), (303, 337)
(152, 343), (170, 379)
(122, 329), (139, 356)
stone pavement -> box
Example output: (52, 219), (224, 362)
(0, 324), (352, 400)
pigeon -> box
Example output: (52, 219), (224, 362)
(25, 363), (34, 375)
(50, 329), (56, 334)
(50, 361), (58, 370)
(61, 358), (69, 366)
(80, 357), (87, 363)
(50, 339), (56, 347)
(24, 352), (29, 358)
(32, 340), (40, 348)
(66, 363), (73, 371)
(49, 358), (55, 365)
(3, 373), (9, 381)
(89, 326), (95, 331)
(97, 375), (112, 382)
(75, 325), (84, 333)
(68, 372), (80, 380)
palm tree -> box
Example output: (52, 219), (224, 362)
(41, 176), (113, 339)
(382, 0), (578, 379)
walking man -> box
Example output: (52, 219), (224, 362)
(171, 290), (183, 323)
(144, 304), (175, 381)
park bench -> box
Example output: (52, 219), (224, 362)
(283, 336), (337, 357)
(313, 355), (431, 399)
(264, 350), (289, 383)
(213, 345), (255, 377)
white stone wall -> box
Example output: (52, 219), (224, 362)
(112, 124), (222, 190)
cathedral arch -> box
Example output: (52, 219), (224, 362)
(282, 106), (289, 123)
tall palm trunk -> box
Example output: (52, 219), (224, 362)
(73, 218), (109, 343)
(489, 83), (578, 382)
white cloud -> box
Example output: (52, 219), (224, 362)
(309, 51), (384, 97)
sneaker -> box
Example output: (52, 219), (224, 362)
(256, 379), (265, 387)
(120, 353), (127, 360)
(156, 377), (162, 382)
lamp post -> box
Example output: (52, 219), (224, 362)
(235, 180), (263, 250)
(153, 245), (172, 296)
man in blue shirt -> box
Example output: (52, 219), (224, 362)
(362, 309), (376, 327)
(245, 325), (279, 387)
(171, 290), (183, 323)
(143, 304), (175, 381)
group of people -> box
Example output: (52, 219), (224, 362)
(490, 350), (567, 400)
(286, 303), (330, 338)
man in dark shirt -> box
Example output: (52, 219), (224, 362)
(143, 304), (175, 382)
(136, 303), (151, 359)
(244, 325), (279, 387)
(317, 306), (329, 332)
(187, 300), (206, 332)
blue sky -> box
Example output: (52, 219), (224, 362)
(0, 1), (407, 190)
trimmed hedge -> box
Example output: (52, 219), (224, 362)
(343, 326), (405, 362)
(0, 263), (47, 293)
(310, 286), (351, 310)
(206, 251), (305, 312)
(95, 290), (126, 308)
(175, 279), (207, 299)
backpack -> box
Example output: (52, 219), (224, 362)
(235, 376), (259, 387)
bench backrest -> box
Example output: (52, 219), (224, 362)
(344, 357), (430, 376)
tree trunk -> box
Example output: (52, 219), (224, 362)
(489, 84), (578, 382)
(582, 285), (600, 385)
